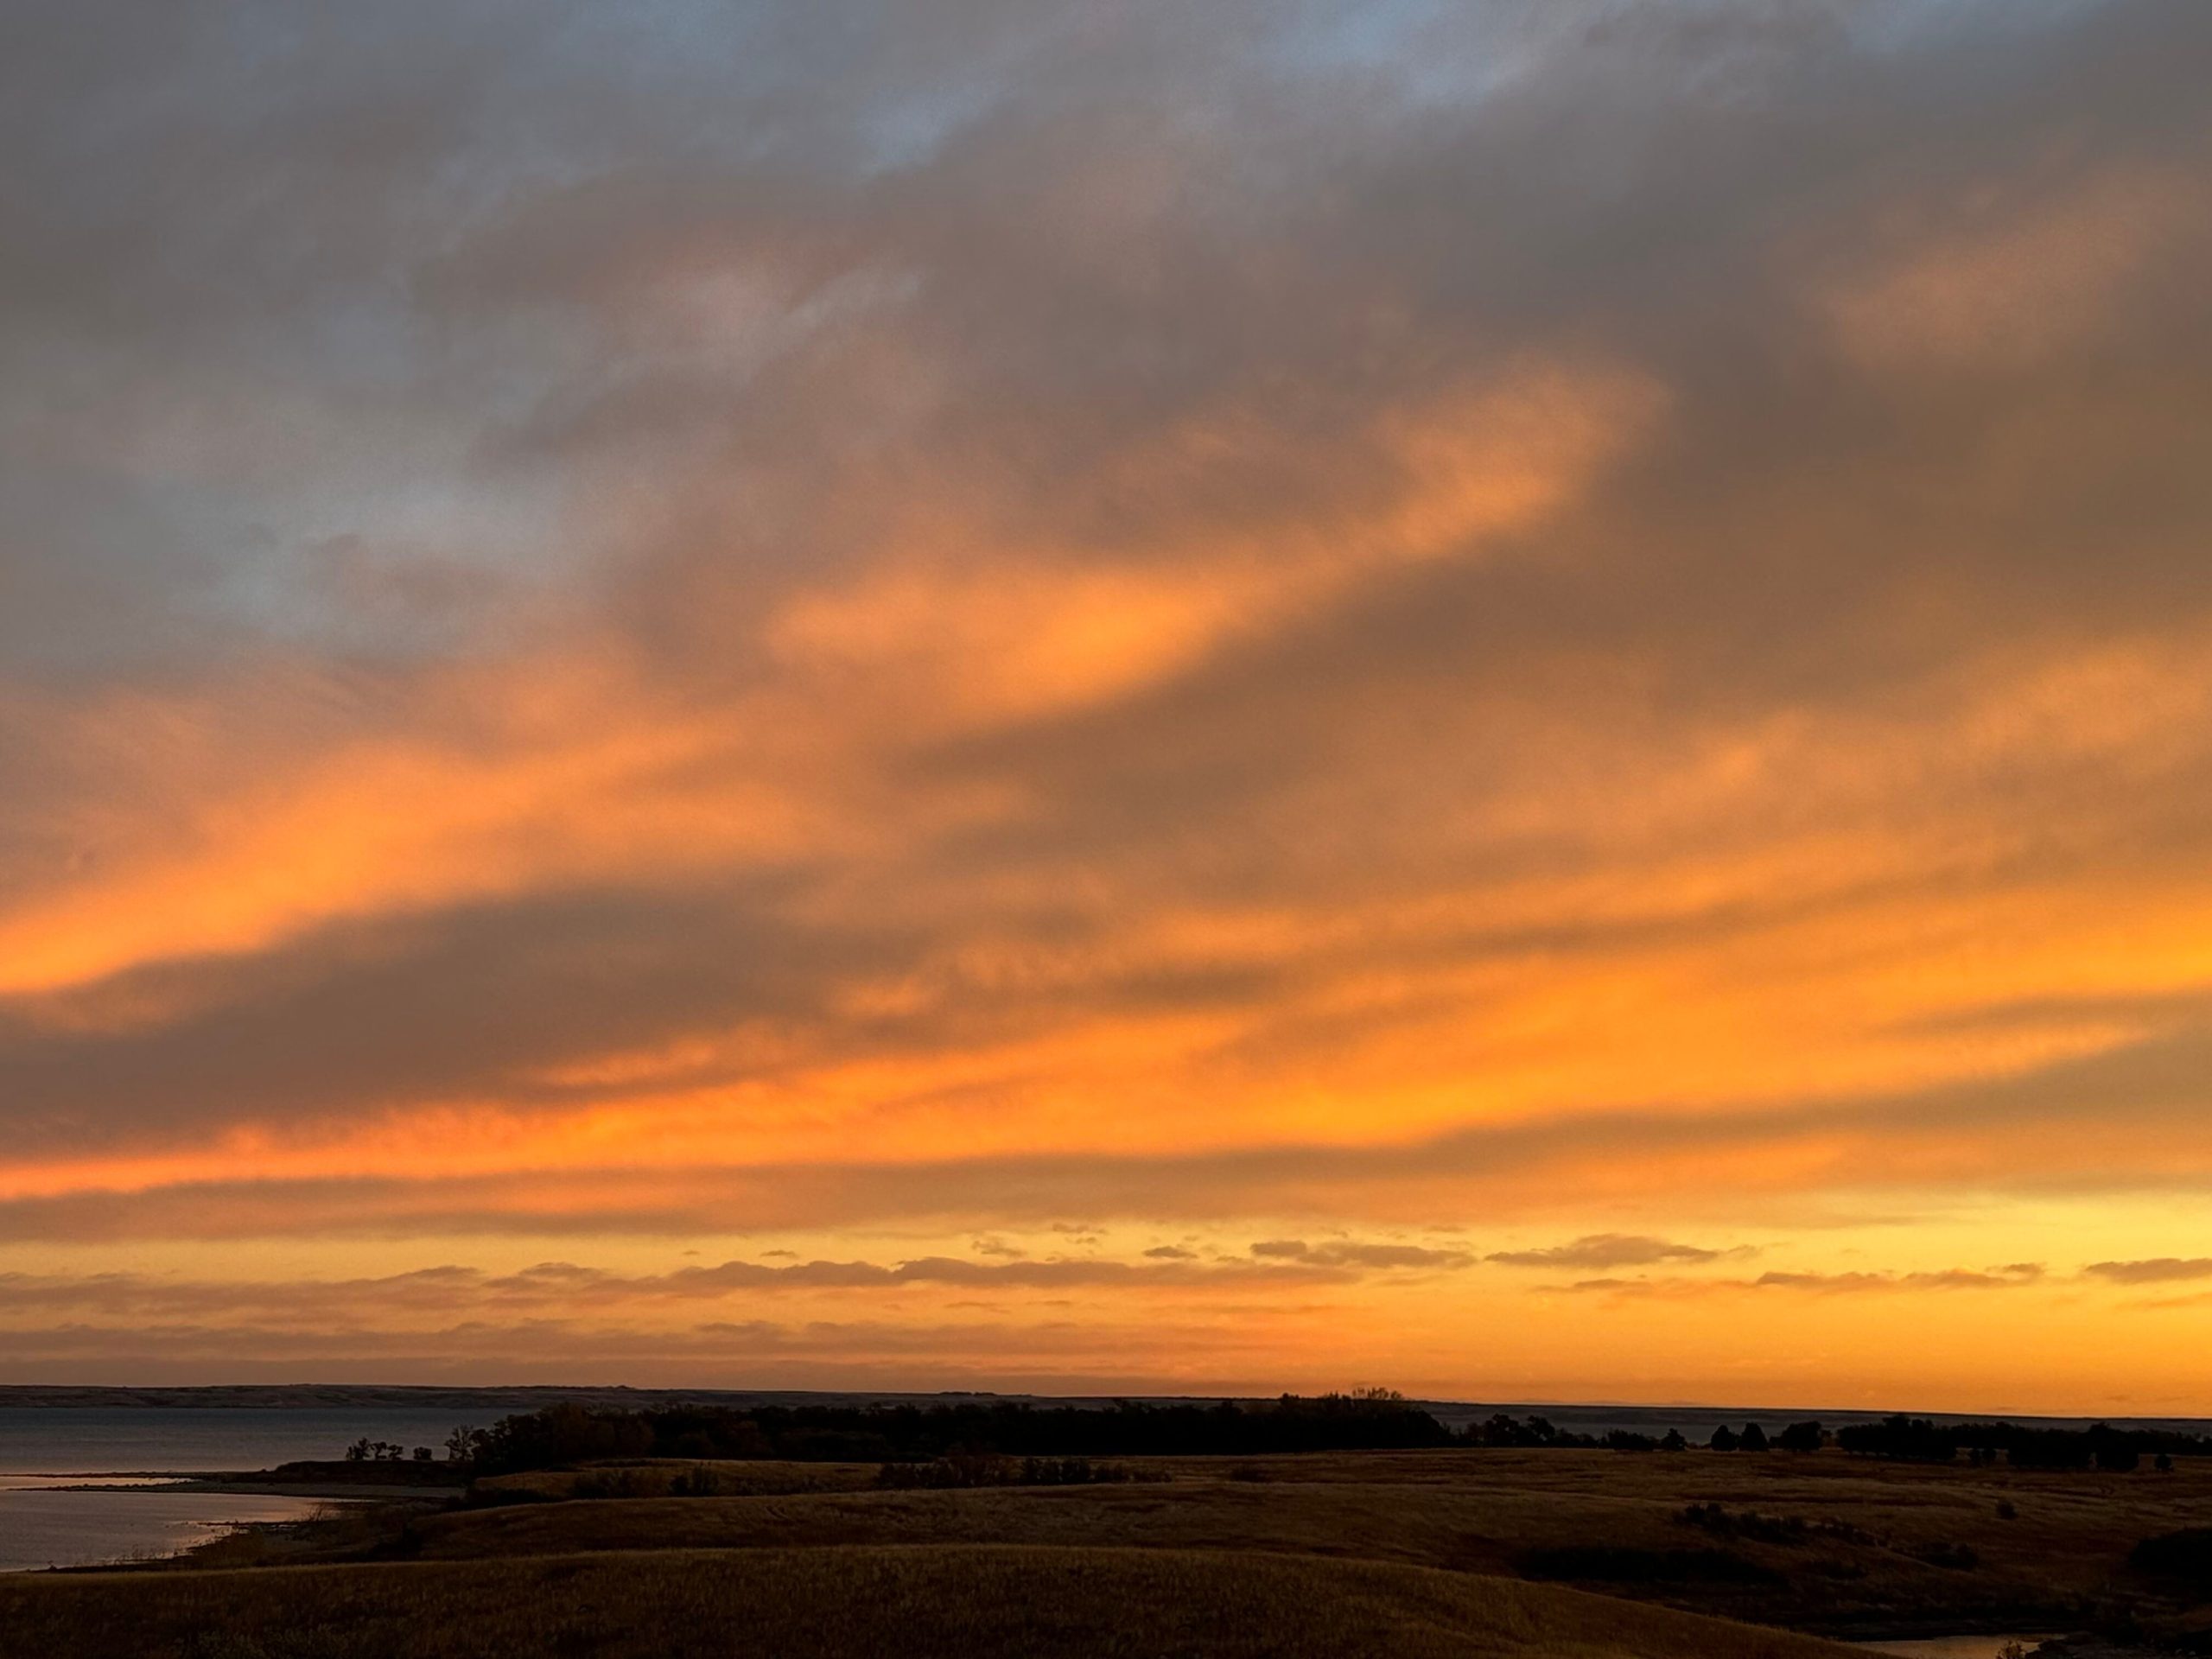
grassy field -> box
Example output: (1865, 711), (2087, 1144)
(397, 1449), (2212, 1638)
(8, 1446), (2210, 1653)
(0, 1543), (1868, 1659)
(468, 1458), (880, 1503)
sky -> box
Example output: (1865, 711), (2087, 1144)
(2, 0), (2210, 1412)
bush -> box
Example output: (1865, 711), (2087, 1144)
(1904, 1541), (1980, 1571)
(874, 1454), (1153, 1491)
(1675, 1503), (1872, 1548)
(1465, 1414), (1598, 1449)
(2130, 1527), (2212, 1581)
(569, 1468), (660, 1501)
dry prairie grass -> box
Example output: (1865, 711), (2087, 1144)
(0, 1543), (1866, 1659)
(398, 1448), (2212, 1634)
(469, 1459), (879, 1503)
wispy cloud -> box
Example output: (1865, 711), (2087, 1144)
(1564, 1265), (2045, 1298)
(2083, 1258), (2212, 1285)
(1487, 1235), (1742, 1270)
(1249, 1239), (1476, 1270)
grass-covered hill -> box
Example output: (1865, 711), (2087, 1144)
(0, 1544), (1866, 1659)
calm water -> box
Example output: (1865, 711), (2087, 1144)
(0, 1408), (488, 1572)
(0, 1407), (484, 1474)
(0, 1477), (334, 1572)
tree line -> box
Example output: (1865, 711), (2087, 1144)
(416, 1397), (2210, 1476)
(1831, 1413), (2201, 1470)
(441, 1389), (1456, 1474)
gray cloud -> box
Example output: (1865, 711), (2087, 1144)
(0, 1314), (1266, 1392)
(1567, 1264), (2044, 1297)
(11, 1019), (2212, 1240)
(2082, 1257), (2212, 1285)
(1487, 1235), (1738, 1270)
(0, 1251), (1373, 1327)
(1248, 1239), (1474, 1270)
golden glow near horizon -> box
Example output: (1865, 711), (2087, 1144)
(3, 0), (2210, 1410)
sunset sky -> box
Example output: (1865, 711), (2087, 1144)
(3, 0), (2211, 1412)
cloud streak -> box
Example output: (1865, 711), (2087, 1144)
(1565, 1265), (2046, 1299)
(1487, 1236), (1739, 1270)
(2083, 1258), (2212, 1286)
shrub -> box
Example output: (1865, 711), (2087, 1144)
(1905, 1541), (1980, 1571)
(668, 1466), (726, 1497)
(569, 1468), (659, 1501)
(2130, 1527), (2212, 1581)
(1675, 1503), (1871, 1548)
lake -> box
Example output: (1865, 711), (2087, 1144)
(0, 1407), (490, 1571)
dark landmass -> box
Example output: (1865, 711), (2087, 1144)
(10, 1384), (2209, 1440)
(12, 1393), (2212, 1654)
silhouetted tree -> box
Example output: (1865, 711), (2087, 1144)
(1838, 1414), (1956, 1463)
(1709, 1424), (1740, 1452)
(1660, 1428), (1688, 1452)
(1776, 1421), (1824, 1453)
(1738, 1422), (1770, 1452)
